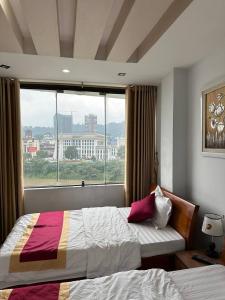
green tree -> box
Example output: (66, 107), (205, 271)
(117, 145), (125, 159)
(23, 159), (125, 185)
(64, 146), (79, 160)
(36, 150), (48, 159)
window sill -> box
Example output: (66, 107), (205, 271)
(24, 183), (124, 191)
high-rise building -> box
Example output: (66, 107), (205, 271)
(85, 114), (97, 132)
(54, 113), (73, 136)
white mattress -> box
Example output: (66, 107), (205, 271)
(170, 265), (225, 300)
(118, 207), (185, 257)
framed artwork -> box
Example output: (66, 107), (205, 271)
(202, 82), (225, 157)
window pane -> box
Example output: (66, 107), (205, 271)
(21, 88), (125, 187)
(105, 94), (125, 183)
(21, 89), (57, 187)
(57, 92), (105, 185)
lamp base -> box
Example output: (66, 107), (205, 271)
(206, 242), (219, 258)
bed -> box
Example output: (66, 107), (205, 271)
(0, 186), (199, 289)
(140, 185), (199, 270)
(1, 265), (225, 299)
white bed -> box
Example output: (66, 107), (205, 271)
(71, 265), (225, 300)
(1, 265), (225, 299)
(67, 265), (225, 300)
(0, 207), (185, 289)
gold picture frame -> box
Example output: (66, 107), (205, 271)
(202, 82), (225, 158)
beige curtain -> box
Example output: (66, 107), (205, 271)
(0, 78), (23, 244)
(125, 85), (157, 206)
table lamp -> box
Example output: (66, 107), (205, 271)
(202, 213), (224, 258)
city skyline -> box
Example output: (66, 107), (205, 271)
(21, 89), (125, 127)
(22, 112), (125, 140)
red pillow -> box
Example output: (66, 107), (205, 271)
(127, 193), (155, 223)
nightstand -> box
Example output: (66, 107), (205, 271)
(175, 249), (225, 270)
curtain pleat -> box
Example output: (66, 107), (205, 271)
(0, 78), (24, 244)
(125, 85), (157, 206)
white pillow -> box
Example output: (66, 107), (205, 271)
(154, 185), (164, 197)
(151, 185), (172, 229)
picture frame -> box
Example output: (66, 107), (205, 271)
(202, 81), (225, 158)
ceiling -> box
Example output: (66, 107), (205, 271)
(1, 0), (225, 85)
(0, 0), (191, 62)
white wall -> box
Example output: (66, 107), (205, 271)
(159, 44), (225, 249)
(24, 184), (124, 213)
(186, 44), (225, 248)
(159, 68), (187, 196)
(159, 71), (174, 191)
(173, 69), (188, 196)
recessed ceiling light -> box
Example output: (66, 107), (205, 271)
(118, 72), (126, 76)
(0, 64), (10, 69)
(62, 69), (70, 73)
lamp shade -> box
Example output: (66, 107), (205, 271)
(202, 213), (224, 237)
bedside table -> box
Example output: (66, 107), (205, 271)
(175, 249), (225, 270)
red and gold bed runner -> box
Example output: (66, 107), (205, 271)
(0, 282), (70, 300)
(9, 211), (70, 272)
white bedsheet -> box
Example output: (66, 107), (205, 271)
(69, 269), (183, 300)
(119, 208), (185, 257)
(67, 265), (225, 299)
(171, 265), (225, 300)
(82, 207), (141, 278)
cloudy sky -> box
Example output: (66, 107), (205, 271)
(21, 89), (125, 127)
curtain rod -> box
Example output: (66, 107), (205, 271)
(20, 81), (126, 95)
(19, 79), (126, 89)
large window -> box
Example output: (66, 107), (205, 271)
(20, 87), (125, 187)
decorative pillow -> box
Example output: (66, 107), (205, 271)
(127, 193), (155, 223)
(151, 186), (172, 229)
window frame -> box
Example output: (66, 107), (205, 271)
(20, 82), (125, 95)
(20, 82), (126, 189)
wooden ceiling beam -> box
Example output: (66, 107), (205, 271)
(73, 0), (114, 59)
(21, 0), (60, 56)
(95, 0), (134, 61)
(128, 0), (193, 62)
(0, 0), (23, 53)
(107, 0), (175, 62)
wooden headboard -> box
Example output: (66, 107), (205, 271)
(150, 184), (199, 250)
(220, 238), (225, 264)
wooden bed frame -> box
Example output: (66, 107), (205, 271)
(220, 240), (225, 264)
(140, 185), (199, 271)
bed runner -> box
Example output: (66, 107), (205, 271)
(0, 282), (69, 300)
(20, 211), (64, 262)
(9, 211), (70, 272)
